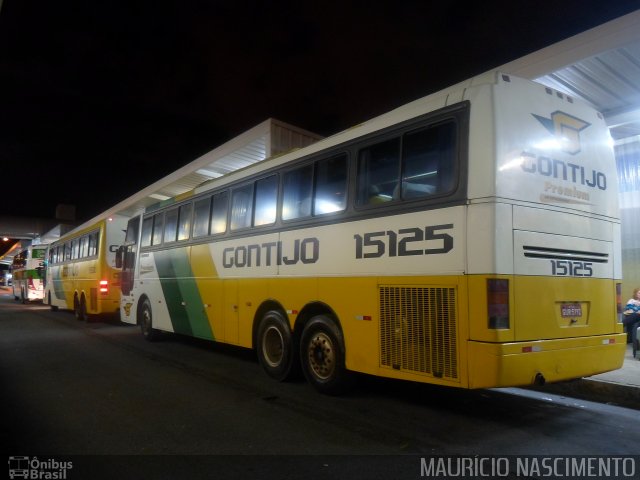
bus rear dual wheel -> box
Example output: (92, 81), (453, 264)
(74, 296), (91, 322)
(256, 311), (348, 395)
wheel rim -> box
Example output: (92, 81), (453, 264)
(262, 325), (284, 368)
(306, 331), (335, 380)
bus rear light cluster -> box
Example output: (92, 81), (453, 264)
(616, 283), (622, 315)
(487, 279), (509, 329)
(99, 280), (109, 295)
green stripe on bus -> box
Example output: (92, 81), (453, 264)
(155, 248), (213, 340)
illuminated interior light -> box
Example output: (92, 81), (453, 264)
(196, 168), (224, 178)
(149, 193), (171, 201)
(314, 199), (342, 214)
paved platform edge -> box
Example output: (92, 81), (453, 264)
(528, 377), (640, 410)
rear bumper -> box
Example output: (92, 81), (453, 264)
(468, 334), (626, 388)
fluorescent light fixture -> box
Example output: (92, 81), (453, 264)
(149, 193), (171, 201)
(196, 168), (224, 178)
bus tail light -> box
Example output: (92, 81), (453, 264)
(99, 280), (109, 295)
(616, 282), (622, 315)
(487, 279), (509, 329)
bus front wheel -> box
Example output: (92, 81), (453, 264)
(256, 310), (297, 381)
(140, 299), (159, 342)
(300, 315), (349, 395)
(48, 292), (58, 311)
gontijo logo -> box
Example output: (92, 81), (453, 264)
(532, 111), (591, 155)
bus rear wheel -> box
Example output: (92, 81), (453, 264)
(140, 299), (159, 342)
(75, 296), (89, 322)
(300, 315), (349, 395)
(256, 310), (297, 381)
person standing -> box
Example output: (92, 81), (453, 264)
(622, 287), (640, 345)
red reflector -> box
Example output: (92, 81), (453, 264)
(522, 345), (541, 353)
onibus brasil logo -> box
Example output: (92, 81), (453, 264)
(8, 456), (73, 479)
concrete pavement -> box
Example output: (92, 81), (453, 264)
(1, 285), (637, 409)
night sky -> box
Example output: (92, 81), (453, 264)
(1, 0), (639, 223)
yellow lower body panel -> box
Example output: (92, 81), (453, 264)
(467, 334), (626, 389)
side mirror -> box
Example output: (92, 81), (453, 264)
(115, 246), (124, 269)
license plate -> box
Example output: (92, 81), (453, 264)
(561, 303), (582, 317)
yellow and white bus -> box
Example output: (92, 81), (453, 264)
(12, 244), (47, 303)
(45, 215), (128, 321)
(119, 71), (625, 393)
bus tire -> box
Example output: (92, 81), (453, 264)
(300, 315), (349, 395)
(80, 296), (91, 322)
(256, 310), (297, 381)
(140, 299), (159, 342)
(74, 296), (88, 322)
(48, 292), (59, 311)
(74, 296), (82, 321)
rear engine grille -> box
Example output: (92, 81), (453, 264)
(379, 286), (458, 379)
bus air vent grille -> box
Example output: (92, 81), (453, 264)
(379, 286), (458, 379)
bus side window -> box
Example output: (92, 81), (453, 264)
(193, 197), (211, 238)
(64, 243), (72, 261)
(88, 232), (99, 257)
(211, 191), (228, 234)
(125, 216), (140, 244)
(253, 175), (278, 226)
(153, 213), (165, 245)
(356, 138), (400, 206)
(71, 239), (79, 259)
(79, 236), (89, 258)
(164, 209), (178, 243)
(401, 122), (457, 199)
(282, 164), (313, 221)
(177, 203), (192, 241)
(314, 154), (348, 215)
(231, 184), (253, 230)
(141, 217), (153, 247)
